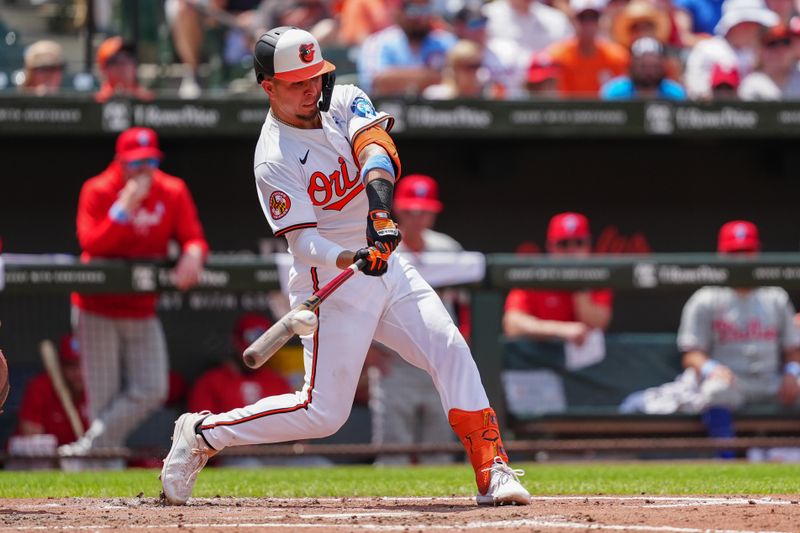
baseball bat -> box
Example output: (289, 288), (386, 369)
(243, 259), (366, 369)
(40, 340), (85, 439)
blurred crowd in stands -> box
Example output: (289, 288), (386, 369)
(4, 0), (800, 100)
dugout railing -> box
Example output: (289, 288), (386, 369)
(2, 252), (800, 461)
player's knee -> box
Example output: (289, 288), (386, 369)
(129, 379), (168, 409)
(306, 406), (350, 438)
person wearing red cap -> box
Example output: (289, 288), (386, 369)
(369, 174), (463, 466)
(623, 221), (800, 452)
(188, 314), (293, 415)
(94, 37), (154, 103)
(16, 335), (89, 446)
(710, 62), (741, 99)
(526, 51), (561, 97)
(503, 212), (613, 346)
(678, 221), (800, 410)
(62, 127), (208, 458)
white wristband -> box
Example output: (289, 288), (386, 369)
(700, 359), (720, 379)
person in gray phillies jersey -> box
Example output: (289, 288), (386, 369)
(678, 221), (800, 410)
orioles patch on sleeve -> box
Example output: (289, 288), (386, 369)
(269, 190), (292, 220)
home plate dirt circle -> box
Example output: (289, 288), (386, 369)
(1, 496), (798, 532)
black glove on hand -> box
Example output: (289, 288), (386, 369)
(354, 244), (391, 276)
(367, 209), (402, 252)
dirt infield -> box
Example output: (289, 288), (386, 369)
(0, 495), (798, 532)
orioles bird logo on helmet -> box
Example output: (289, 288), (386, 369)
(299, 43), (315, 64)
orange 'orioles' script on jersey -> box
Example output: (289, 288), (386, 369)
(308, 156), (363, 211)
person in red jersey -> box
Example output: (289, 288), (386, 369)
(503, 212), (613, 346)
(61, 127), (208, 458)
(188, 314), (293, 414)
(16, 334), (89, 446)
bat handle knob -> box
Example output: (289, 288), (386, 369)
(243, 351), (259, 369)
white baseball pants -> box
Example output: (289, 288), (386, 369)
(200, 255), (489, 449)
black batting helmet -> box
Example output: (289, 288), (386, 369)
(253, 26), (336, 112)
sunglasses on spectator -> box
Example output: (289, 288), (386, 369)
(764, 37), (792, 48)
(454, 62), (482, 70)
(576, 10), (601, 22)
(553, 238), (590, 249)
(32, 65), (64, 73)
(466, 18), (488, 30)
(630, 20), (656, 33)
(126, 158), (160, 169)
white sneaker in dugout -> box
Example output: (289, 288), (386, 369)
(476, 456), (532, 506)
(57, 420), (105, 456)
(160, 411), (217, 505)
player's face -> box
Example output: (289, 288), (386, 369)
(263, 75), (323, 127)
(62, 362), (84, 394)
(395, 209), (436, 236)
(548, 238), (592, 257)
(121, 157), (159, 181)
(27, 65), (63, 94)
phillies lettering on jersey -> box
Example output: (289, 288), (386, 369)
(307, 156), (363, 211)
(712, 319), (778, 343)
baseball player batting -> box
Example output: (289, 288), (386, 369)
(160, 26), (530, 507)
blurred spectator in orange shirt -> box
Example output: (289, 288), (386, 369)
(188, 314), (293, 414)
(526, 50), (561, 97)
(339, 0), (399, 45)
(94, 37), (154, 103)
(548, 0), (629, 97)
(503, 213), (613, 346)
(20, 40), (65, 96)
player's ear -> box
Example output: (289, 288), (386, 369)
(260, 79), (273, 97)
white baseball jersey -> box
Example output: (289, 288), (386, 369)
(198, 86), (490, 450)
(255, 84), (392, 255)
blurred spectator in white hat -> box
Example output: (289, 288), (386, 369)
(20, 40), (65, 96)
(547, 0), (629, 97)
(684, 0), (779, 99)
(739, 23), (800, 98)
(484, 0), (573, 75)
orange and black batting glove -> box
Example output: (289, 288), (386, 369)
(354, 244), (391, 276)
(367, 209), (401, 252)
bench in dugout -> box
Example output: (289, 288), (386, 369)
(501, 334), (800, 442)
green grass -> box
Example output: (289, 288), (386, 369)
(1, 463), (799, 499)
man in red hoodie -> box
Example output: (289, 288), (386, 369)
(61, 127), (207, 457)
